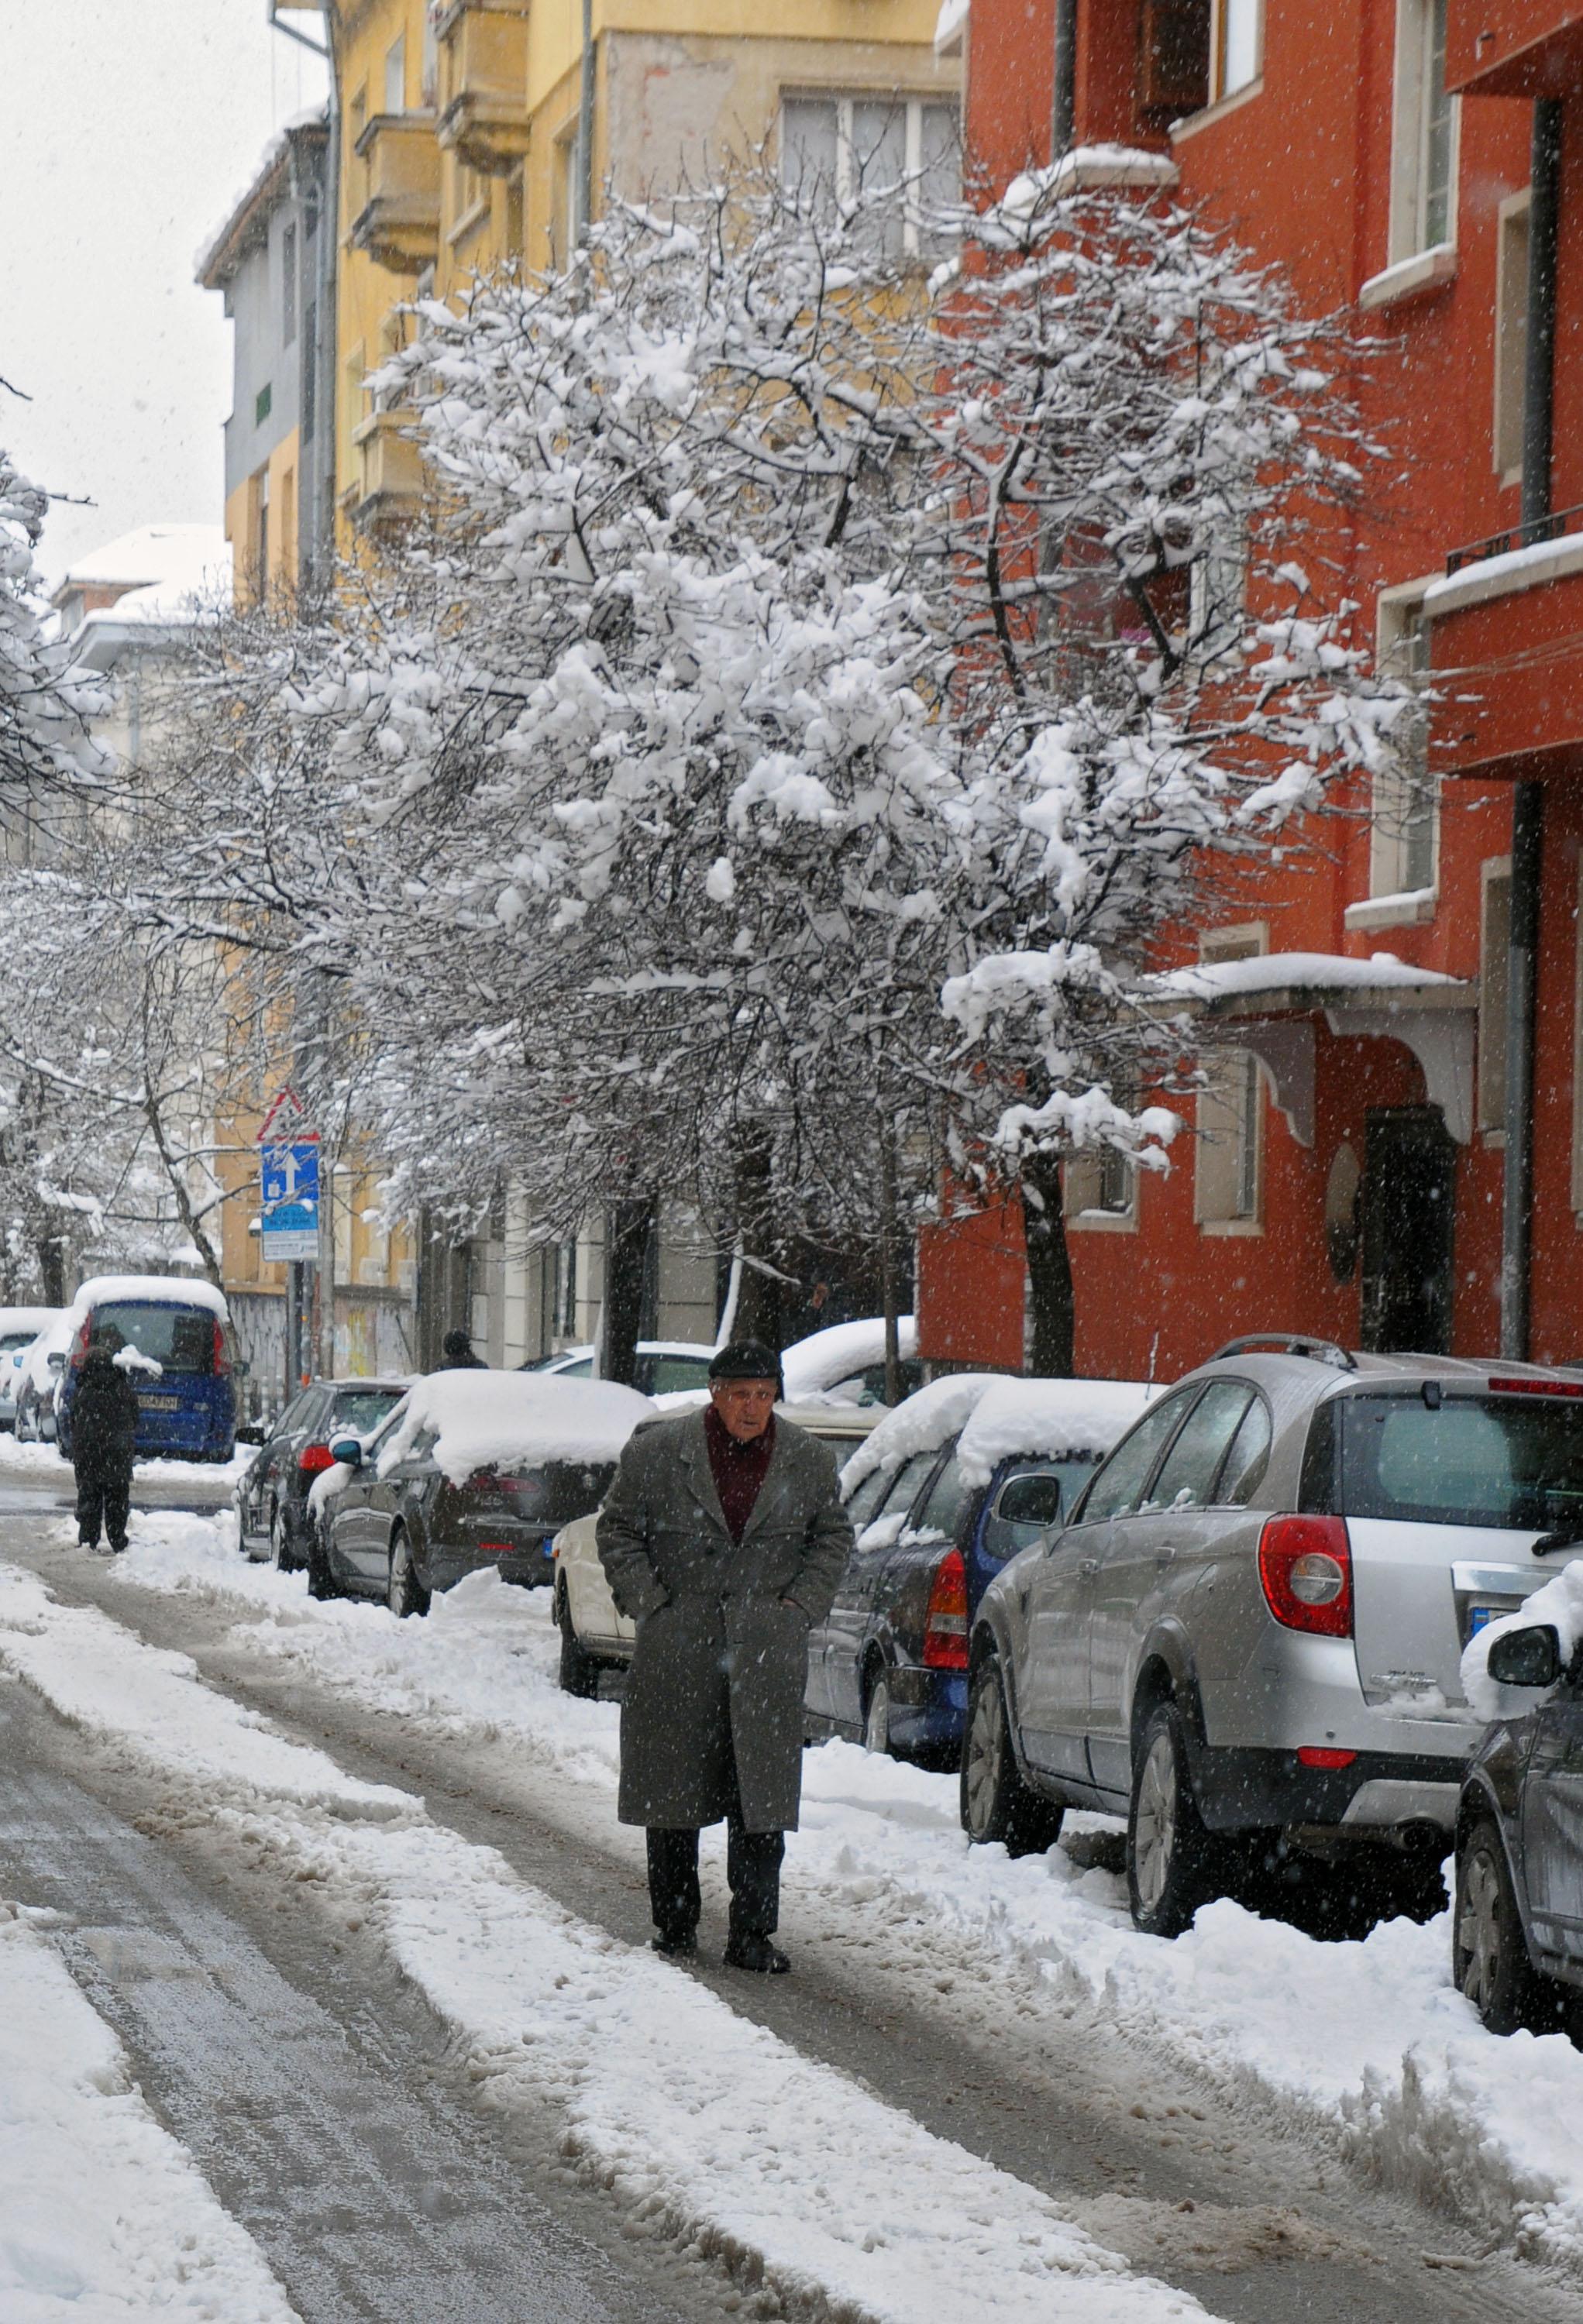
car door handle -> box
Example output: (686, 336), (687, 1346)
(1079, 1557), (1099, 1577)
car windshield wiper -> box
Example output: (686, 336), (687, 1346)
(1531, 1524), (1583, 1558)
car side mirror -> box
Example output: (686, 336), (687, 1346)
(1486, 1623), (1563, 1690)
(329, 1437), (363, 1467)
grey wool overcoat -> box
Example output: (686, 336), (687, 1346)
(595, 1412), (854, 1833)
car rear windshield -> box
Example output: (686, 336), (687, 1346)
(91, 1303), (215, 1376)
(330, 1387), (404, 1435)
(1327, 1391), (1583, 1531)
(473, 1459), (616, 1523)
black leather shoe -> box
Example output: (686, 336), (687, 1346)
(723, 1935), (790, 1974)
(651, 1930), (697, 1960)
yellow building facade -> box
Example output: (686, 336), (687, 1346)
(311, 0), (959, 539)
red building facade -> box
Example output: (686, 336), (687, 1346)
(920, 0), (1583, 1378)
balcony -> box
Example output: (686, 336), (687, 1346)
(1425, 511), (1583, 779)
(435, 2), (531, 175)
(349, 114), (441, 274)
(349, 408), (425, 531)
(1447, 0), (1583, 94)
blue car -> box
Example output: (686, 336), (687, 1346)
(57, 1280), (239, 1463)
(803, 1375), (1153, 1765)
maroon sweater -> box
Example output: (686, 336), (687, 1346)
(704, 1407), (776, 1543)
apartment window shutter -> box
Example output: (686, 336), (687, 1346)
(1140, 0), (1211, 114)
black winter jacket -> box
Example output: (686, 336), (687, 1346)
(71, 1351), (141, 1474)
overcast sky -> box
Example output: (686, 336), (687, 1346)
(0, 1), (327, 585)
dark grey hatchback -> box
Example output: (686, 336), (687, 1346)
(1455, 1611), (1583, 2033)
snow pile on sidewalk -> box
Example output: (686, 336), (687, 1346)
(0, 1437), (253, 1484)
(98, 1518), (1583, 2280)
(0, 1554), (1215, 2324)
(0, 1905), (300, 2322)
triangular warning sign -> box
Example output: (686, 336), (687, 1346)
(256, 1087), (315, 1146)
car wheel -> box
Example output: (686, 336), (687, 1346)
(1454, 1818), (1551, 2034)
(268, 1502), (301, 1576)
(959, 1651), (1063, 1856)
(557, 1591), (602, 1698)
(387, 1530), (431, 1620)
(1127, 1702), (1223, 1938)
(863, 1670), (893, 1756)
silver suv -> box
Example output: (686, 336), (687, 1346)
(961, 1336), (1583, 1935)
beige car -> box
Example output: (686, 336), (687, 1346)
(552, 1401), (879, 1695)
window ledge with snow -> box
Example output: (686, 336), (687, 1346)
(1423, 528), (1583, 620)
(1169, 78), (1265, 145)
(1358, 244), (1457, 312)
(1344, 888), (1437, 932)
(1069, 1207), (1138, 1236)
(1048, 145), (1180, 195)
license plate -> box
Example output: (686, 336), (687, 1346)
(139, 1395), (181, 1413)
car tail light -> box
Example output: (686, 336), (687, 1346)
(922, 1547), (970, 1671)
(69, 1319), (91, 1369)
(299, 1442), (336, 1475)
(479, 1541), (515, 1556)
(213, 1321), (232, 1377)
(1296, 1745), (1358, 1769)
(1258, 1514), (1353, 1638)
(1487, 1374), (1583, 1398)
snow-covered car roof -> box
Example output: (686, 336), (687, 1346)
(0, 1306), (59, 1339)
(68, 1274), (230, 1323)
(377, 1370), (656, 1488)
(841, 1373), (1155, 1495)
(779, 1316), (918, 1402)
(541, 1341), (712, 1367)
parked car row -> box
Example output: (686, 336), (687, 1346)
(236, 1324), (1583, 2043)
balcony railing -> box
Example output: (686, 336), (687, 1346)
(1444, 499), (1583, 575)
(435, 1), (531, 174)
(349, 113), (442, 273)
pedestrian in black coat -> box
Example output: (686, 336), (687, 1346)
(71, 1330), (141, 1553)
(437, 1329), (485, 1370)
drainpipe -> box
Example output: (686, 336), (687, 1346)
(1499, 97), (1563, 1360)
(576, 0), (596, 242)
(1052, 0), (1077, 161)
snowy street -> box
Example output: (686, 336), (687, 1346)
(0, 1495), (1580, 2324)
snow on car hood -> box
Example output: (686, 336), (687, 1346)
(779, 1315), (917, 1401)
(841, 1371), (1155, 1494)
(377, 1371), (656, 1487)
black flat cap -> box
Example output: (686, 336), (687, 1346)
(708, 1340), (783, 1383)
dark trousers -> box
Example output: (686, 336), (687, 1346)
(75, 1466), (131, 1550)
(647, 1817), (785, 1943)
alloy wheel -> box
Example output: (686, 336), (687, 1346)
(1133, 1731), (1179, 1917)
(1456, 1847), (1505, 2016)
(964, 1673), (1003, 1838)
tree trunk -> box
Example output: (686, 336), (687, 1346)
(729, 1127), (785, 1352)
(1021, 1153), (1075, 1377)
(601, 1195), (656, 1388)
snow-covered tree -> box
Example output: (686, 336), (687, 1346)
(0, 444), (108, 794)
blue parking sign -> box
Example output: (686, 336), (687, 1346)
(261, 1139), (320, 1262)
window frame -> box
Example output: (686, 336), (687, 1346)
(778, 91), (961, 260)
(1478, 855), (1512, 1139)
(1493, 188), (1531, 487)
(1194, 924), (1266, 1235)
(1365, 580), (1440, 906)
(1210, 0), (1263, 105)
(1388, 0), (1460, 266)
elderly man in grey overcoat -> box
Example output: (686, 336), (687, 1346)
(596, 1339), (853, 1972)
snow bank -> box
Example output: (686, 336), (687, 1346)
(0, 1435), (252, 1484)
(779, 1315), (918, 1402)
(0, 1907), (300, 2322)
(841, 1371), (1150, 1494)
(109, 1516), (1583, 2284)
(68, 1274), (230, 1324)
(377, 1370), (654, 1487)
(1462, 1555), (1583, 1720)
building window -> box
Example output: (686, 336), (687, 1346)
(254, 466), (270, 593)
(779, 95), (960, 257)
(282, 222), (298, 348)
(551, 129), (578, 270)
(505, 164), (525, 256)
(1195, 927), (1265, 1228)
(421, 9), (439, 105)
(384, 35), (406, 116)
(1211, 0), (1262, 101)
(1389, 0), (1457, 262)
(1188, 523), (1247, 666)
(1140, 0), (1211, 119)
(1370, 590), (1438, 899)
(1478, 858), (1512, 1135)
(1494, 191), (1530, 484)
(255, 380), (272, 428)
(1065, 1130), (1137, 1226)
